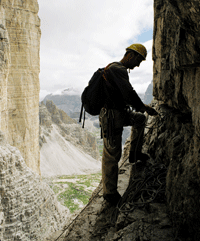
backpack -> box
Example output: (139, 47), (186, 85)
(79, 68), (106, 127)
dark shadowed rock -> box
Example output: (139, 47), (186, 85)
(150, 0), (200, 239)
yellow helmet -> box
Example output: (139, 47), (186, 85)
(126, 43), (147, 60)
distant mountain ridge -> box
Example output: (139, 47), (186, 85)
(42, 83), (153, 119)
(43, 93), (81, 117)
(143, 80), (153, 104)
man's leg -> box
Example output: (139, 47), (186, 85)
(125, 111), (149, 163)
(129, 112), (146, 153)
(99, 109), (124, 205)
(102, 132), (122, 195)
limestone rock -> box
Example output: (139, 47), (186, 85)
(0, 23), (9, 143)
(0, 132), (69, 241)
(40, 100), (99, 159)
(0, 0), (41, 174)
(39, 101), (101, 176)
(152, 0), (200, 239)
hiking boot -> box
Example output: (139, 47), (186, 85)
(129, 151), (149, 164)
(103, 192), (121, 206)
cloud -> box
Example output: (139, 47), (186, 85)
(129, 40), (153, 84)
(40, 89), (51, 101)
(38, 0), (153, 98)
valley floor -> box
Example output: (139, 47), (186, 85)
(42, 172), (102, 214)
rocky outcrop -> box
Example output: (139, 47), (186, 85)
(40, 100), (100, 160)
(0, 0), (41, 173)
(43, 93), (82, 117)
(0, 131), (69, 241)
(0, 3), (71, 240)
(0, 24), (9, 135)
(150, 0), (200, 239)
(39, 100), (101, 176)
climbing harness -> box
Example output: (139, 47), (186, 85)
(100, 108), (123, 149)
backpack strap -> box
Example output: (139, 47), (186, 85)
(102, 63), (112, 81)
(82, 109), (86, 128)
(79, 103), (84, 123)
(79, 103), (86, 128)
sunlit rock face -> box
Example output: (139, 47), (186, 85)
(0, 0), (41, 173)
(152, 0), (200, 239)
(0, 132), (69, 241)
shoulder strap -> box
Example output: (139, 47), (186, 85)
(79, 104), (86, 128)
(79, 103), (84, 123)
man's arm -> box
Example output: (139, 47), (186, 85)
(140, 104), (158, 116)
(106, 63), (158, 116)
(107, 64), (145, 111)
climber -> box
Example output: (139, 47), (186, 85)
(99, 43), (158, 206)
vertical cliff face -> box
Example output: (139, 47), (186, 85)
(0, 132), (69, 241)
(0, 23), (9, 136)
(153, 0), (200, 112)
(0, 4), (71, 239)
(0, 0), (40, 173)
(151, 0), (200, 239)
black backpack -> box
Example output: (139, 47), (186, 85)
(79, 68), (106, 127)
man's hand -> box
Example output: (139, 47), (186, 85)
(140, 105), (158, 116)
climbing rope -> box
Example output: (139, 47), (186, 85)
(93, 161), (167, 237)
(119, 163), (167, 210)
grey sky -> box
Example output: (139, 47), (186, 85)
(38, 0), (154, 100)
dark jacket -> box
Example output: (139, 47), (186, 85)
(104, 62), (145, 111)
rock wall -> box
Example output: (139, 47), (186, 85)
(151, 0), (200, 239)
(0, 132), (69, 241)
(0, 3), (68, 239)
(0, 0), (40, 173)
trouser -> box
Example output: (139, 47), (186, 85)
(99, 108), (146, 195)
